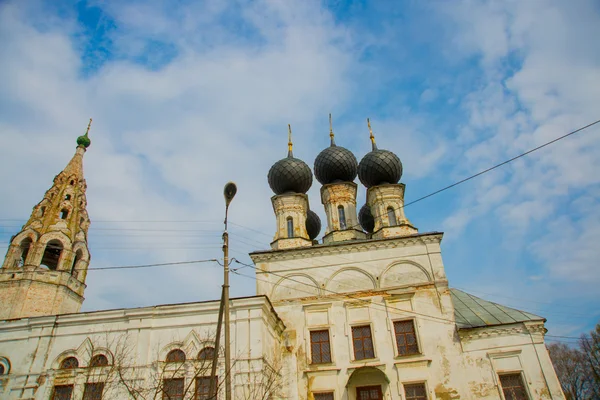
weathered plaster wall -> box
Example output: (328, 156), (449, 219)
(0, 296), (284, 400)
(251, 234), (564, 400)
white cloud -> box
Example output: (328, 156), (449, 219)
(438, 0), (600, 297)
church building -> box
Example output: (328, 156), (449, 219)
(0, 122), (564, 399)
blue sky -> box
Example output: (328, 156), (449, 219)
(1, 0), (599, 342)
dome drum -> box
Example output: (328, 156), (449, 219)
(319, 181), (367, 244)
(365, 183), (418, 239)
(270, 193), (313, 250)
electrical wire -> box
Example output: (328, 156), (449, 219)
(345, 118), (600, 231)
(0, 258), (218, 273)
(229, 267), (582, 344)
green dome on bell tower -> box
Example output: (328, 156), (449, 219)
(77, 118), (92, 148)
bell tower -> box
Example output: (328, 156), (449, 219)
(0, 121), (93, 319)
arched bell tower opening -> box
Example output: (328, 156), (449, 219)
(0, 120), (93, 320)
(41, 240), (63, 270)
(17, 238), (32, 267)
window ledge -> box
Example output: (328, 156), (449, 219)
(304, 364), (341, 375)
(349, 357), (380, 365)
(346, 362), (386, 373)
(393, 355), (431, 368)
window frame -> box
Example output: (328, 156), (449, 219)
(162, 377), (185, 400)
(89, 354), (109, 368)
(498, 371), (531, 400)
(313, 391), (335, 400)
(83, 382), (105, 400)
(286, 217), (294, 238)
(403, 381), (429, 400)
(350, 323), (376, 361)
(337, 205), (347, 230)
(387, 206), (398, 226)
(51, 384), (74, 400)
(165, 349), (186, 363)
(309, 329), (333, 364)
(195, 376), (218, 400)
(59, 356), (80, 370)
(392, 318), (421, 358)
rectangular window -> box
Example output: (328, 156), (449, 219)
(404, 383), (427, 400)
(310, 329), (332, 364)
(356, 385), (383, 399)
(499, 373), (529, 400)
(163, 378), (185, 400)
(52, 385), (74, 400)
(195, 376), (218, 400)
(83, 383), (105, 400)
(393, 320), (419, 356)
(352, 325), (375, 360)
(313, 392), (334, 400)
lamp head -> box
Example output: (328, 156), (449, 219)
(224, 182), (237, 207)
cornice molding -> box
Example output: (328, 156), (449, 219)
(250, 232), (443, 263)
(458, 322), (542, 341)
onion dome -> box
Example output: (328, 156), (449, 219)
(77, 118), (92, 148)
(358, 204), (375, 233)
(267, 125), (313, 195)
(313, 115), (358, 185)
(358, 119), (402, 188)
(306, 209), (322, 240)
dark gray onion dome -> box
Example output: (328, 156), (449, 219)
(306, 209), (321, 240)
(268, 157), (313, 195)
(314, 145), (358, 185)
(358, 149), (403, 188)
(358, 204), (375, 233)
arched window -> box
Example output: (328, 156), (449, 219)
(41, 240), (63, 270)
(60, 209), (69, 220)
(0, 356), (9, 375)
(166, 349), (186, 363)
(40, 206), (46, 217)
(198, 347), (215, 361)
(65, 194), (71, 201)
(338, 206), (347, 230)
(90, 354), (109, 367)
(17, 238), (32, 267)
(60, 357), (79, 369)
(70, 180), (75, 185)
(71, 250), (83, 274)
(286, 217), (294, 238)
(387, 207), (397, 226)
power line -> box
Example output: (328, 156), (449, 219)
(229, 266), (583, 343)
(2, 118), (598, 237)
(0, 258), (219, 274)
(232, 257), (591, 322)
(346, 118), (600, 231)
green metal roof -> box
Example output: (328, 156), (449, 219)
(450, 288), (544, 329)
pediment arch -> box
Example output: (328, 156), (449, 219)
(380, 260), (431, 288)
(271, 273), (320, 300)
(325, 267), (377, 294)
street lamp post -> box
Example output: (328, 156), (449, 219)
(222, 182), (236, 400)
(208, 182), (237, 400)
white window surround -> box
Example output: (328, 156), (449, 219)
(487, 350), (533, 400)
(390, 318), (423, 359)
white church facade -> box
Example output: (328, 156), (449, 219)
(0, 124), (564, 399)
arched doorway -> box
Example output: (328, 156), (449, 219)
(346, 366), (390, 400)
